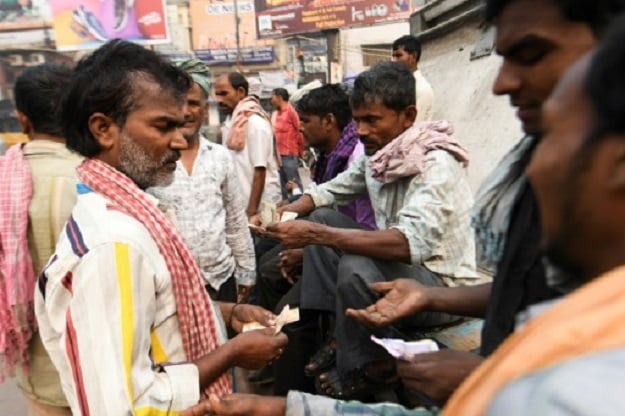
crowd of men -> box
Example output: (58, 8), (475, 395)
(2, 0), (625, 415)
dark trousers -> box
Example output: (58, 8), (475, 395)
(301, 208), (456, 376)
(279, 155), (302, 199)
(206, 274), (237, 303)
(256, 242), (319, 395)
(249, 235), (281, 306)
(256, 243), (292, 312)
(271, 279), (321, 395)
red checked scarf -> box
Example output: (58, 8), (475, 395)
(0, 144), (35, 382)
(77, 158), (232, 397)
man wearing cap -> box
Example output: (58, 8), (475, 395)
(149, 59), (256, 303)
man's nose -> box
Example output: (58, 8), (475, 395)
(171, 128), (188, 150)
(492, 61), (521, 96)
(356, 121), (370, 137)
(182, 102), (192, 120)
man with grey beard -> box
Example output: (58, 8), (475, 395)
(34, 40), (287, 415)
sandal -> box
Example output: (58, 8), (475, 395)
(316, 367), (398, 401)
(304, 341), (336, 377)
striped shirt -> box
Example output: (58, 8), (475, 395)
(35, 186), (220, 415)
(306, 150), (477, 282)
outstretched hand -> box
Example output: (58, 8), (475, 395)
(346, 278), (431, 327)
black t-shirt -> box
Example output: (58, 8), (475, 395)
(480, 182), (561, 356)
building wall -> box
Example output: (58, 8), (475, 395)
(340, 22), (409, 75)
(419, 20), (522, 190)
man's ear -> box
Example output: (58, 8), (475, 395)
(605, 137), (625, 194)
(15, 110), (32, 136)
(88, 112), (118, 150)
(237, 87), (247, 100)
(403, 105), (417, 126)
(322, 113), (335, 130)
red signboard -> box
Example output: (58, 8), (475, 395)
(255, 0), (411, 38)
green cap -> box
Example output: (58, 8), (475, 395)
(173, 58), (211, 97)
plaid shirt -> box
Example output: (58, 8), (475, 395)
(306, 150), (477, 282)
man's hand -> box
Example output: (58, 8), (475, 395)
(275, 194), (315, 217)
(230, 328), (288, 369)
(246, 208), (258, 220)
(397, 349), (483, 405)
(180, 400), (212, 416)
(230, 304), (275, 333)
(264, 220), (322, 248)
(248, 214), (263, 235)
(278, 248), (303, 284)
(237, 285), (253, 304)
(285, 179), (299, 194)
(345, 279), (431, 327)
(180, 394), (287, 416)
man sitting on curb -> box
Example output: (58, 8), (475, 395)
(259, 61), (477, 399)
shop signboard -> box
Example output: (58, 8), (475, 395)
(190, 0), (274, 65)
(255, 0), (411, 38)
(49, 0), (169, 51)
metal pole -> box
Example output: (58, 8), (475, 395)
(233, 0), (242, 67)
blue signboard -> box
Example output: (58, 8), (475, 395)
(195, 45), (274, 66)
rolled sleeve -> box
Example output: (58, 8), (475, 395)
(234, 269), (256, 286)
(305, 155), (368, 208)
